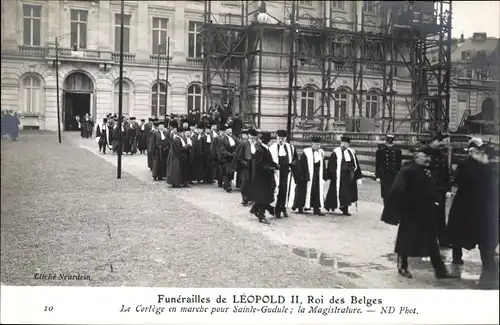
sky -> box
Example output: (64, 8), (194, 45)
(452, 1), (500, 38)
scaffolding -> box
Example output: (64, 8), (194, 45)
(201, 0), (452, 133)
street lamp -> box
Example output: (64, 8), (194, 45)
(117, 0), (125, 179)
(54, 32), (75, 143)
(164, 37), (170, 121)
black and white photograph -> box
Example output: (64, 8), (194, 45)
(1, 0), (499, 322)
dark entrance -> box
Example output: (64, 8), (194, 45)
(481, 97), (496, 121)
(62, 72), (94, 131)
(64, 93), (91, 131)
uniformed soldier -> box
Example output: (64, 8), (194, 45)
(375, 134), (402, 204)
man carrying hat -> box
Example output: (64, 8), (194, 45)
(324, 135), (363, 216)
(381, 144), (458, 280)
(292, 136), (326, 216)
(268, 130), (298, 219)
(375, 134), (402, 204)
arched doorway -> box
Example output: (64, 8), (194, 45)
(63, 72), (94, 131)
(481, 97), (496, 121)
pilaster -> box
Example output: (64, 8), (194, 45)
(98, 0), (112, 52)
(172, 5), (185, 66)
(136, 2), (150, 62)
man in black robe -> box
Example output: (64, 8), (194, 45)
(200, 123), (215, 184)
(111, 118), (124, 153)
(167, 126), (190, 188)
(381, 145), (458, 279)
(232, 113), (243, 138)
(218, 124), (238, 192)
(210, 124), (223, 188)
(324, 136), (362, 216)
(147, 118), (158, 170)
(293, 136), (326, 216)
(127, 117), (139, 155)
(138, 119), (147, 154)
(231, 129), (255, 205)
(269, 130), (298, 218)
(189, 124), (205, 183)
(428, 131), (452, 249)
(375, 134), (402, 204)
(96, 118), (109, 154)
(151, 122), (169, 181)
(250, 131), (277, 224)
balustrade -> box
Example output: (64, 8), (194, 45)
(111, 53), (136, 62)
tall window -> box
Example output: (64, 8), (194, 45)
(188, 21), (202, 58)
(187, 84), (203, 111)
(23, 4), (41, 46)
(70, 10), (88, 49)
(365, 92), (379, 118)
(114, 14), (131, 53)
(114, 81), (130, 116)
(301, 87), (315, 117)
(363, 1), (375, 12)
(334, 89), (348, 119)
(22, 75), (42, 114)
(332, 1), (345, 9)
(152, 17), (168, 54)
(151, 82), (167, 116)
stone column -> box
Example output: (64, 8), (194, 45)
(46, 1), (60, 47)
(172, 5), (185, 65)
(2, 0), (18, 51)
(136, 2), (150, 62)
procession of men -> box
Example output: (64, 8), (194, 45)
(91, 113), (498, 287)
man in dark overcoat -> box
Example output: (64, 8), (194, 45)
(250, 132), (277, 224)
(231, 129), (255, 205)
(147, 118), (158, 170)
(166, 126), (190, 188)
(427, 131), (452, 248)
(151, 122), (169, 181)
(217, 124), (238, 192)
(375, 134), (402, 204)
(447, 138), (499, 287)
(381, 145), (458, 280)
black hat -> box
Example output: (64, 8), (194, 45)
(148, 117), (153, 121)
(248, 129), (258, 137)
(113, 118), (118, 122)
(311, 136), (322, 143)
(340, 135), (351, 143)
(103, 118), (108, 122)
(261, 132), (272, 144)
(140, 119), (145, 122)
(130, 117), (136, 120)
(153, 121), (160, 126)
(276, 130), (288, 138)
(414, 144), (434, 155)
(113, 115), (118, 119)
(153, 118), (159, 122)
(176, 126), (184, 133)
(106, 113), (111, 117)
(219, 124), (227, 131)
(170, 119), (179, 129)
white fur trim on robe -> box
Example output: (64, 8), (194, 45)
(333, 147), (358, 208)
(227, 135), (235, 147)
(303, 147), (325, 209)
(269, 143), (296, 208)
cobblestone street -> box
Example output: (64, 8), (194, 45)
(1, 131), (494, 289)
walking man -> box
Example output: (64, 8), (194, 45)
(375, 134), (402, 204)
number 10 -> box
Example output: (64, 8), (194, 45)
(44, 306), (53, 312)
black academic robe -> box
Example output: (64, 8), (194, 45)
(375, 145), (402, 202)
(167, 135), (190, 186)
(324, 147), (362, 211)
(381, 162), (442, 257)
(126, 122), (138, 154)
(201, 132), (214, 183)
(189, 133), (205, 182)
(210, 132), (222, 183)
(151, 130), (169, 179)
(138, 123), (148, 152)
(268, 142), (298, 208)
(447, 158), (499, 250)
(111, 125), (125, 152)
(122, 123), (132, 153)
(218, 134), (238, 176)
(96, 124), (109, 146)
(293, 148), (325, 210)
(231, 139), (254, 200)
(147, 126), (156, 169)
(251, 143), (277, 205)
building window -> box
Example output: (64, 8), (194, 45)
(152, 17), (168, 54)
(332, 1), (345, 10)
(22, 75), (42, 114)
(301, 87), (315, 117)
(334, 89), (348, 119)
(365, 92), (379, 118)
(188, 21), (202, 58)
(187, 84), (203, 111)
(461, 51), (471, 60)
(151, 82), (167, 116)
(363, 1), (375, 12)
(23, 4), (41, 46)
(70, 9), (88, 49)
(465, 69), (473, 79)
(114, 14), (131, 53)
(113, 81), (130, 116)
